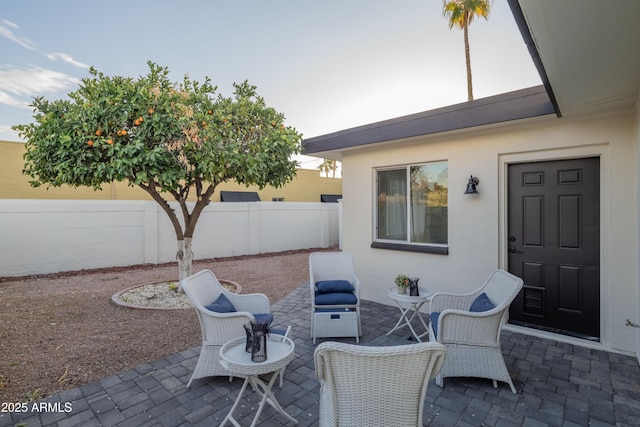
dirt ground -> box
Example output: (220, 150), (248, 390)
(0, 248), (325, 403)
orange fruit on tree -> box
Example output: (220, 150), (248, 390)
(95, 129), (103, 136)
(147, 108), (154, 115)
(87, 140), (94, 147)
(133, 119), (141, 126)
(107, 139), (114, 145)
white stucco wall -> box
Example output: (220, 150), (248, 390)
(341, 109), (638, 355)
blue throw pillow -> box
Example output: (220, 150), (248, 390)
(316, 280), (355, 294)
(430, 312), (441, 336)
(204, 293), (236, 313)
(315, 291), (357, 305)
(469, 292), (496, 312)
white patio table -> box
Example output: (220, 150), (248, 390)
(386, 287), (433, 342)
(219, 335), (297, 427)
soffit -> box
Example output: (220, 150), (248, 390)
(519, 0), (640, 116)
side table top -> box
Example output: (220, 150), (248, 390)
(220, 335), (295, 376)
(388, 287), (433, 303)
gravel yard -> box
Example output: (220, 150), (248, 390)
(0, 248), (325, 403)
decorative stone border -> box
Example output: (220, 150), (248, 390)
(111, 279), (242, 310)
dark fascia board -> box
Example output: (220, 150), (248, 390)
(303, 85), (555, 154)
(506, 0), (561, 117)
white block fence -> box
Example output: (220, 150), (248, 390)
(0, 200), (340, 277)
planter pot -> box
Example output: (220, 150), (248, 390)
(396, 286), (407, 295)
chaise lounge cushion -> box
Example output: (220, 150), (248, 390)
(315, 280), (355, 294)
(315, 291), (358, 305)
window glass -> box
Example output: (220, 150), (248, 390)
(377, 169), (407, 240)
(376, 161), (448, 245)
(410, 162), (448, 244)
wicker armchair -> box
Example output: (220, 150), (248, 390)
(181, 269), (286, 388)
(428, 269), (524, 394)
(314, 341), (446, 427)
(309, 251), (361, 344)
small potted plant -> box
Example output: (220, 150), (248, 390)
(394, 274), (410, 295)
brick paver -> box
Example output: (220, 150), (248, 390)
(1, 283), (638, 426)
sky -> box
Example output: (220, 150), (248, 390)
(0, 0), (541, 169)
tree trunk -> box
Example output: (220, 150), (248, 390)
(176, 237), (194, 286)
(464, 21), (473, 101)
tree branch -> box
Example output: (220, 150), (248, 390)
(168, 186), (192, 239)
(184, 183), (217, 237)
(137, 179), (184, 240)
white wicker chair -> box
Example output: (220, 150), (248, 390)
(314, 341), (446, 427)
(428, 269), (524, 394)
(309, 251), (362, 344)
(181, 269), (288, 388)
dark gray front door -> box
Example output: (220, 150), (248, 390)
(508, 157), (600, 341)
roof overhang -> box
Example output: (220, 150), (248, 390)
(303, 85), (554, 157)
(513, 0), (640, 118)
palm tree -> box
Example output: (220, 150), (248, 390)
(318, 159), (339, 178)
(441, 0), (491, 101)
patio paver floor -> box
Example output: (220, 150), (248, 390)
(2, 283), (639, 426)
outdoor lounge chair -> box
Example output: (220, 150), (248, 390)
(181, 269), (289, 388)
(314, 341), (446, 427)
(309, 251), (362, 344)
(428, 269), (524, 394)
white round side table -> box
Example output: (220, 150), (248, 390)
(219, 335), (298, 427)
(386, 287), (433, 342)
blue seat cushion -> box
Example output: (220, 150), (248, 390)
(430, 312), (440, 336)
(253, 313), (274, 325)
(469, 292), (496, 312)
(204, 293), (236, 313)
(315, 291), (357, 305)
(316, 280), (354, 294)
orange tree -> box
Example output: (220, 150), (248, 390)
(14, 61), (303, 281)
